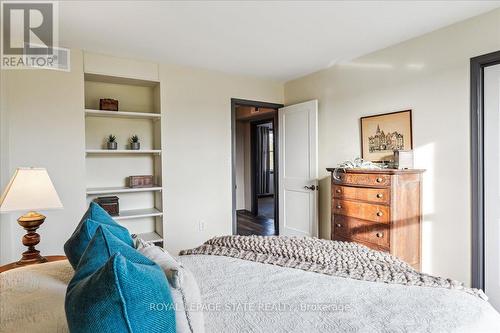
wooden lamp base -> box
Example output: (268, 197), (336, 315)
(16, 211), (48, 266)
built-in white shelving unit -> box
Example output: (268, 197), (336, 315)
(84, 71), (165, 246)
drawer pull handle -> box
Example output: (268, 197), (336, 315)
(376, 193), (383, 198)
(336, 205), (342, 209)
(336, 223), (342, 228)
(376, 211), (383, 217)
(336, 189), (341, 194)
(376, 177), (383, 183)
(376, 232), (384, 238)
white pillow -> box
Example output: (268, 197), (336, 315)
(135, 238), (181, 288)
(135, 238), (205, 333)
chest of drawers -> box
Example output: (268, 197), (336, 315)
(326, 168), (425, 270)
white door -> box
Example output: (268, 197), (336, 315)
(485, 64), (500, 311)
(278, 100), (318, 237)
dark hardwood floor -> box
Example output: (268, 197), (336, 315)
(237, 210), (276, 236)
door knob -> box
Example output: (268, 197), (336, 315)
(304, 185), (316, 191)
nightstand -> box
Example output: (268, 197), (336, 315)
(0, 255), (67, 273)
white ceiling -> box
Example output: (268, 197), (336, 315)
(60, 1), (500, 81)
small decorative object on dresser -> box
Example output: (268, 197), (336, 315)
(106, 134), (117, 150)
(99, 98), (118, 111)
(0, 168), (63, 267)
(128, 175), (154, 188)
(129, 135), (140, 150)
(394, 150), (414, 169)
(326, 167), (425, 270)
(94, 196), (119, 216)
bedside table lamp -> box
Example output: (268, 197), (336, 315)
(0, 168), (63, 266)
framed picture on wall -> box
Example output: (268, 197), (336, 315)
(360, 110), (413, 162)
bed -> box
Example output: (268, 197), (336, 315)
(1, 252), (499, 333)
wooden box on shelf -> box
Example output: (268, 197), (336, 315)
(99, 98), (119, 111)
(94, 196), (119, 216)
(128, 175), (154, 188)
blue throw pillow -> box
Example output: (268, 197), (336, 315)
(64, 202), (133, 268)
(66, 226), (176, 333)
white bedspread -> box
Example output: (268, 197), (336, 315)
(179, 254), (500, 333)
(1, 256), (499, 332)
(0, 261), (73, 333)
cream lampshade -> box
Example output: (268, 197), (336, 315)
(0, 167), (63, 266)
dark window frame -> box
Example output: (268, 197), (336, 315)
(470, 50), (500, 290)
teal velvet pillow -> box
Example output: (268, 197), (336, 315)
(64, 202), (133, 268)
(66, 226), (176, 333)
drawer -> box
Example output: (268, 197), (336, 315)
(333, 233), (390, 253)
(332, 215), (390, 250)
(333, 199), (390, 223)
(333, 173), (391, 187)
(332, 185), (390, 205)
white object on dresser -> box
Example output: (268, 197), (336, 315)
(394, 150), (414, 169)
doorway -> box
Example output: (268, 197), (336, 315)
(471, 50), (500, 310)
(231, 99), (283, 236)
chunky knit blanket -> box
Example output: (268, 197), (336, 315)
(180, 235), (487, 300)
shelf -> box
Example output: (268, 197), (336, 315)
(86, 186), (162, 195)
(85, 109), (161, 120)
(113, 208), (163, 221)
(85, 149), (161, 155)
(136, 231), (163, 243)
(84, 72), (159, 87)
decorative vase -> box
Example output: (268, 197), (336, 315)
(107, 142), (117, 150)
(130, 142), (140, 150)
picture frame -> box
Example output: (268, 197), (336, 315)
(360, 110), (413, 162)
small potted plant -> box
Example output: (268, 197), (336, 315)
(130, 135), (140, 150)
(106, 134), (117, 150)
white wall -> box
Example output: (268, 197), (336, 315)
(284, 8), (500, 285)
(244, 123), (252, 210)
(235, 120), (246, 210)
(0, 63), (10, 262)
(160, 63), (283, 254)
(235, 120), (254, 211)
(0, 49), (87, 264)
